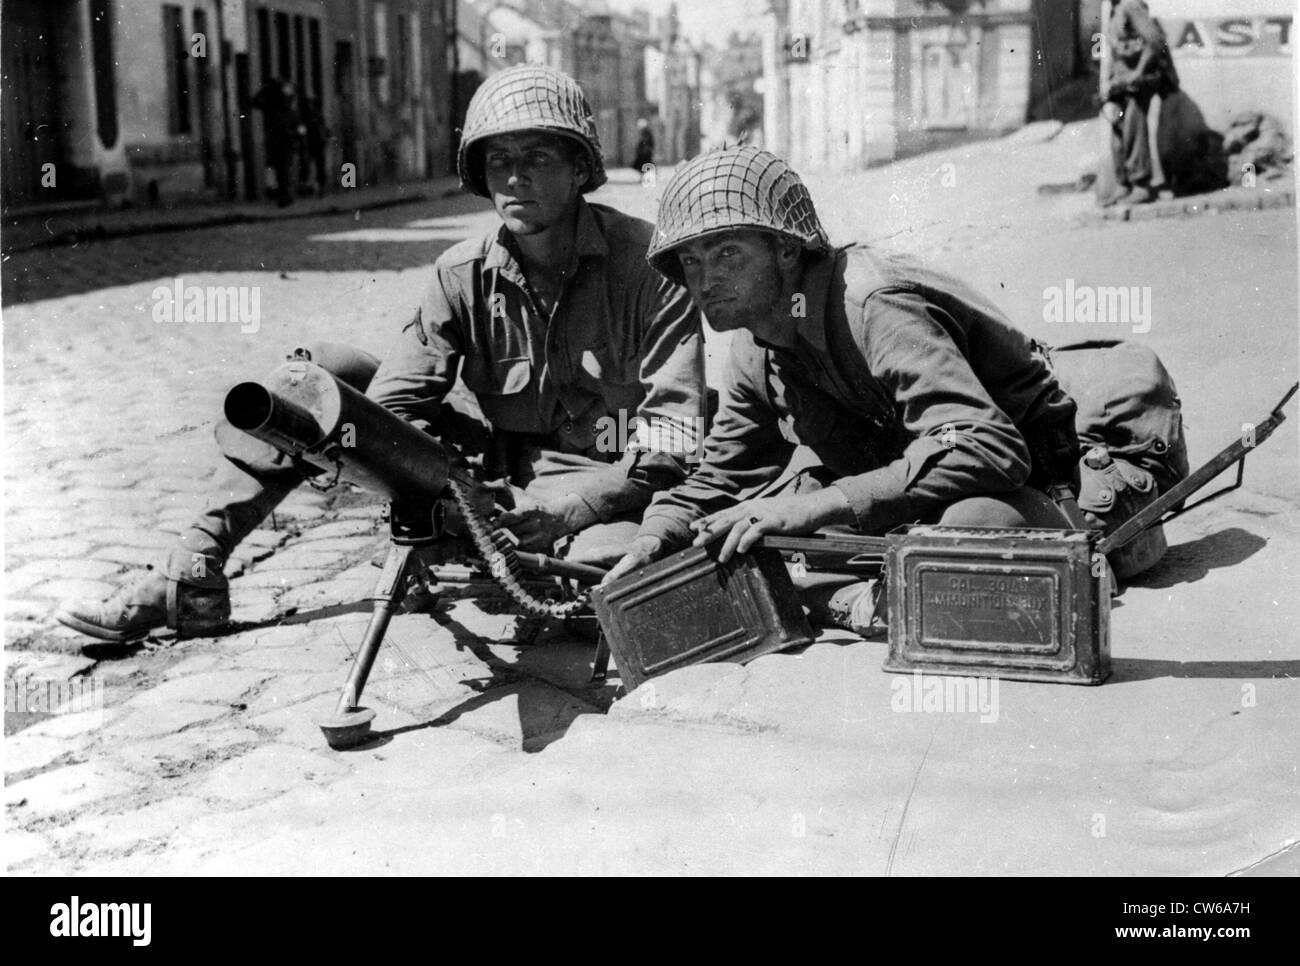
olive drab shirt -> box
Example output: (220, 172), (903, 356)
(636, 245), (1075, 548)
(366, 199), (705, 522)
(1106, 0), (1179, 96)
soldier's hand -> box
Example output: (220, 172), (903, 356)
(495, 497), (578, 552)
(464, 477), (518, 518)
(601, 536), (666, 587)
(691, 489), (856, 563)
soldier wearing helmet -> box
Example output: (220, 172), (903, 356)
(58, 65), (704, 643)
(605, 146), (1082, 634)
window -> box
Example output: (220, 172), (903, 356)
(256, 7), (272, 83)
(395, 13), (409, 102)
(193, 9), (210, 95)
(163, 4), (191, 134)
(293, 14), (306, 92)
(91, 0), (118, 148)
(308, 18), (322, 99)
(275, 11), (291, 80)
(372, 2), (390, 103)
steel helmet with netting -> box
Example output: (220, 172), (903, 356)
(457, 64), (607, 198)
(648, 146), (830, 285)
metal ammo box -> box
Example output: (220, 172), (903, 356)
(883, 525), (1111, 685)
(591, 543), (814, 691)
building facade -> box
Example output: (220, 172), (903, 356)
(2, 0), (455, 211)
(644, 5), (701, 164)
(762, 0), (1044, 172)
(455, 0), (652, 168)
(697, 31), (764, 152)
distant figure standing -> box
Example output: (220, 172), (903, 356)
(299, 97), (330, 197)
(633, 118), (655, 173)
(1101, 0), (1179, 206)
(252, 77), (301, 207)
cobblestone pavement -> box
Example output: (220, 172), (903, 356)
(4, 133), (1298, 875)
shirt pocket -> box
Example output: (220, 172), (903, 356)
(576, 341), (628, 386)
(460, 355), (531, 396)
(576, 341), (638, 419)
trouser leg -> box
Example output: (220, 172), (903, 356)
(513, 448), (643, 568)
(561, 520), (641, 568)
(272, 151), (293, 203)
(1109, 109), (1128, 188)
(1120, 93), (1153, 187)
(168, 341), (381, 582)
(931, 485), (1070, 529)
(59, 343), (383, 639)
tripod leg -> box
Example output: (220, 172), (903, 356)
(318, 543), (414, 749)
(591, 630), (611, 683)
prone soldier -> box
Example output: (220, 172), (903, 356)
(58, 65), (704, 642)
(604, 146), (1082, 634)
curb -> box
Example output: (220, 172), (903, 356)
(2, 182), (465, 255)
(1075, 184), (1296, 226)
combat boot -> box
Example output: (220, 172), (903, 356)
(54, 549), (231, 642)
(802, 578), (887, 637)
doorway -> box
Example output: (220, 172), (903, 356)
(2, 0), (67, 207)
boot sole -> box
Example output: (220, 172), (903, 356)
(53, 609), (229, 642)
(53, 608), (157, 643)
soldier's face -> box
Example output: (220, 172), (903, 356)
(675, 231), (785, 338)
(483, 132), (588, 236)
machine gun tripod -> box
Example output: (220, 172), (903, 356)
(224, 356), (608, 750)
(317, 499), (609, 750)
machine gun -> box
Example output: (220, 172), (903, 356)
(223, 357), (608, 749)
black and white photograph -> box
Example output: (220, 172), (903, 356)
(2, 0), (1296, 888)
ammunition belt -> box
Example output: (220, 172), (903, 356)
(447, 478), (589, 619)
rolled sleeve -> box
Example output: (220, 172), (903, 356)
(365, 267), (464, 434)
(637, 336), (793, 550)
(1124, 1), (1166, 47)
(567, 272), (705, 522)
(831, 289), (1030, 532)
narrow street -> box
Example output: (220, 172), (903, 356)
(4, 127), (1298, 875)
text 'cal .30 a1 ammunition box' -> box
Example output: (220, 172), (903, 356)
(884, 526), (1111, 685)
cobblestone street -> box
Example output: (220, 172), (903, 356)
(4, 128), (1299, 875)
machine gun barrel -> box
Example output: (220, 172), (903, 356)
(224, 381), (326, 459)
(223, 358), (459, 502)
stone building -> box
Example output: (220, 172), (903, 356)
(644, 4), (701, 164)
(761, 0), (1049, 171)
(1, 0), (456, 211)
(698, 31), (765, 152)
(455, 0), (651, 167)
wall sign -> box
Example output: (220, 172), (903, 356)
(1161, 16), (1292, 57)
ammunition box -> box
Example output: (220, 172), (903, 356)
(883, 526), (1111, 685)
(591, 544), (814, 691)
